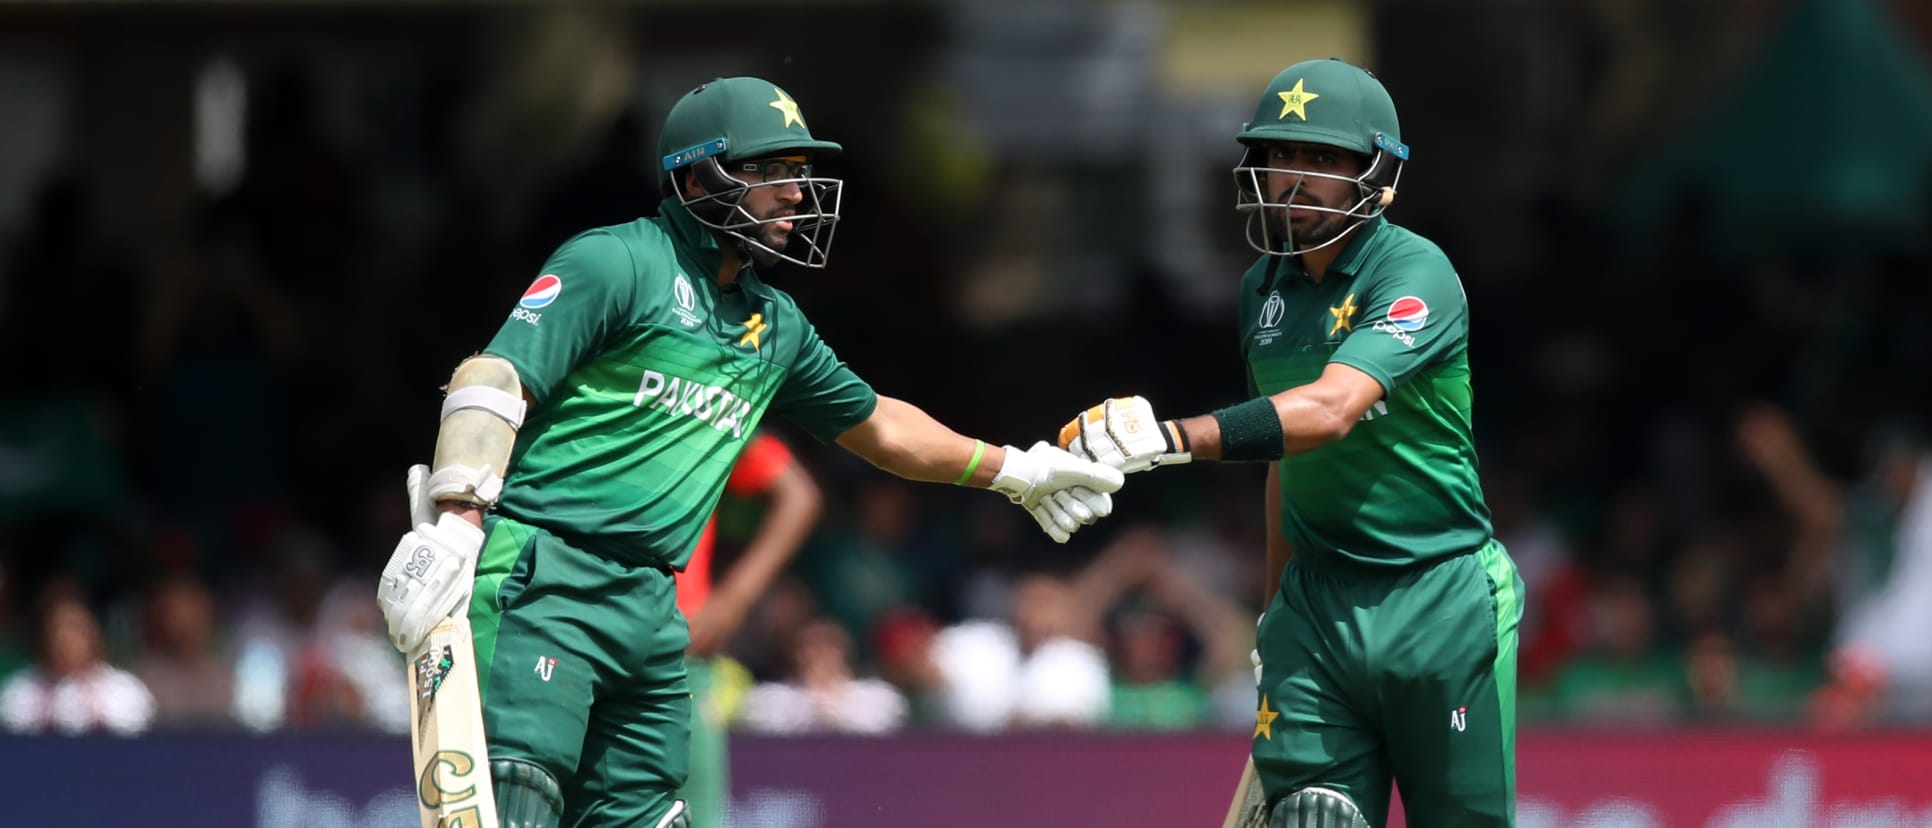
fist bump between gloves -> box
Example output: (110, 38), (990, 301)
(988, 441), (1124, 543)
(1058, 396), (1192, 474)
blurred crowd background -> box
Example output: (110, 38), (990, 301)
(1, 0), (1929, 739)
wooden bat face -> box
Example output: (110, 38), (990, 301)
(408, 616), (500, 828)
(1221, 757), (1268, 828)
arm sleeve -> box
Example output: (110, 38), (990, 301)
(725, 432), (795, 496)
(1328, 253), (1469, 394)
(771, 318), (878, 443)
(483, 229), (637, 404)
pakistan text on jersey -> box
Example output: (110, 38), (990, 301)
(632, 369), (755, 438)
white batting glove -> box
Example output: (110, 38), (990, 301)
(377, 465), (486, 653)
(988, 442), (1125, 543)
(1252, 614), (1265, 688)
(1058, 396), (1192, 474)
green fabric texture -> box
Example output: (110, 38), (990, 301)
(1252, 542), (1520, 827)
(485, 210), (875, 569)
(1240, 217), (1492, 570)
(469, 516), (692, 828)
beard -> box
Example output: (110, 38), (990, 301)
(745, 221), (792, 268)
(747, 242), (783, 269)
(1284, 211), (1350, 250)
(1270, 189), (1354, 251)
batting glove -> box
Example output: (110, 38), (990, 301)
(988, 442), (1125, 543)
(377, 465), (486, 653)
(1252, 614), (1265, 687)
(1058, 396), (1192, 474)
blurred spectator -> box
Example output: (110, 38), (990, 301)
(871, 606), (946, 725)
(1736, 404), (1932, 727)
(133, 198), (300, 572)
(1535, 574), (1685, 723)
(1106, 609), (1209, 731)
(801, 479), (966, 639)
(313, 580), (410, 734)
(0, 583), (154, 735)
(738, 617), (907, 736)
(229, 526), (380, 731)
(1492, 472), (1591, 690)
(1078, 528), (1251, 732)
(729, 575), (822, 682)
(134, 572), (236, 730)
(948, 497), (1031, 623)
(924, 573), (1111, 732)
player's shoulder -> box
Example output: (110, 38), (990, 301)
(1358, 220), (1460, 288)
(547, 222), (640, 275)
(581, 218), (679, 267)
(1370, 220), (1454, 268)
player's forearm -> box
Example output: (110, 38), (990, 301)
(710, 469), (822, 623)
(1177, 389), (1353, 463)
(438, 502), (487, 531)
(1758, 456), (1845, 535)
(837, 396), (1005, 486)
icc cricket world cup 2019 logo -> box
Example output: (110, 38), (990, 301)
(415, 645), (455, 734)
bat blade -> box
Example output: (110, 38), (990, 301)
(1220, 756), (1266, 828)
(408, 614), (500, 828)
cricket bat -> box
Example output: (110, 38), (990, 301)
(1220, 756), (1267, 828)
(409, 614), (500, 828)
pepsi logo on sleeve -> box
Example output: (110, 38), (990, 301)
(1386, 296), (1428, 331)
(521, 275), (563, 309)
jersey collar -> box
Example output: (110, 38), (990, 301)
(1326, 215), (1387, 278)
(1276, 215), (1388, 286)
(659, 197), (728, 277)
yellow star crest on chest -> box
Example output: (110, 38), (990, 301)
(1277, 79), (1320, 121)
(737, 312), (767, 351)
(770, 88), (805, 128)
(1328, 292), (1358, 335)
(1254, 694), (1280, 740)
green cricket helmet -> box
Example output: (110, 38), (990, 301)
(1233, 58), (1409, 256)
(658, 77), (845, 269)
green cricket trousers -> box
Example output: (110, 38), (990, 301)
(470, 515), (692, 827)
(1253, 540), (1523, 828)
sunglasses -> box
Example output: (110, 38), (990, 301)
(739, 156), (813, 183)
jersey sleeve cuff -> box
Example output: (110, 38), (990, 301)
(483, 349), (549, 406)
(812, 390), (880, 444)
(1327, 354), (1396, 397)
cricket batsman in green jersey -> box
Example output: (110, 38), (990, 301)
(1059, 59), (1523, 827)
(376, 76), (1124, 828)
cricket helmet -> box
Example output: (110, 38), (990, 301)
(657, 77), (844, 269)
(1233, 58), (1408, 256)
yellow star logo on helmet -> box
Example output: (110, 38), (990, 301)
(770, 88), (805, 128)
(1276, 78), (1319, 121)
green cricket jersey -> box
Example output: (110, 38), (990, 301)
(1239, 216), (1491, 569)
(484, 201), (876, 569)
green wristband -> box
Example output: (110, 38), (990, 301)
(1211, 397), (1285, 462)
(954, 439), (987, 485)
